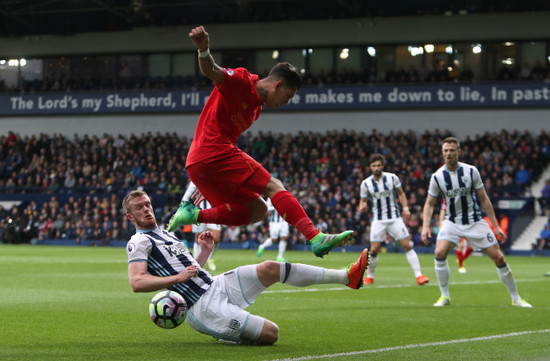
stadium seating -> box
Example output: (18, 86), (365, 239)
(1, 129), (548, 247)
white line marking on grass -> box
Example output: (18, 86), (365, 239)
(263, 278), (541, 294)
(268, 329), (550, 361)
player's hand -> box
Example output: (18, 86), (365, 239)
(192, 188), (206, 206)
(197, 231), (215, 250)
(178, 265), (198, 282)
(420, 227), (431, 245)
(402, 209), (411, 221)
(494, 226), (507, 244)
(189, 26), (210, 51)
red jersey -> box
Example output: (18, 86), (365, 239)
(186, 67), (264, 167)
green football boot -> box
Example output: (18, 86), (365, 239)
(257, 244), (264, 258)
(307, 230), (354, 258)
(166, 201), (199, 232)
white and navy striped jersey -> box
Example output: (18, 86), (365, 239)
(360, 172), (403, 221)
(266, 198), (286, 224)
(126, 228), (213, 307)
(428, 162), (484, 225)
(183, 180), (212, 210)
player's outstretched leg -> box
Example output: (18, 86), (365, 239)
(271, 190), (353, 257)
(167, 201), (199, 231)
(308, 230), (355, 258)
(346, 248), (370, 289)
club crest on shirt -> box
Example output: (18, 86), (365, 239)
(228, 319), (240, 330)
(224, 68), (234, 76)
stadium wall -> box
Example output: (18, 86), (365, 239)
(2, 12), (550, 57)
(2, 108), (548, 139)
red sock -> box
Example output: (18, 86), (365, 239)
(456, 250), (464, 267)
(463, 246), (473, 260)
(271, 190), (319, 240)
(198, 203), (250, 226)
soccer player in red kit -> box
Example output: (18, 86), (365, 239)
(167, 25), (354, 258)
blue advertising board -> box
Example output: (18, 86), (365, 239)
(1, 82), (549, 115)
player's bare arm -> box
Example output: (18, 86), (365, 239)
(420, 194), (436, 245)
(194, 231), (215, 267)
(396, 187), (411, 220)
(476, 187), (507, 242)
(358, 198), (368, 213)
(128, 261), (199, 292)
(189, 25), (224, 84)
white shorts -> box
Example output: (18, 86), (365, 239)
(437, 219), (498, 250)
(185, 265), (266, 343)
(370, 218), (409, 242)
(192, 223), (221, 233)
(269, 222), (289, 239)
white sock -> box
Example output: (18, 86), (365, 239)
(406, 249), (423, 277)
(497, 263), (520, 301)
(434, 258), (450, 298)
(277, 240), (287, 259)
(262, 238), (273, 249)
(193, 241), (201, 259)
(366, 254), (378, 279)
(280, 263), (347, 287)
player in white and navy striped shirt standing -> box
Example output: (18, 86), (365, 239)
(123, 190), (370, 345)
(359, 154), (429, 286)
(257, 198), (289, 262)
(421, 137), (532, 307)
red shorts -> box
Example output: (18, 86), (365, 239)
(186, 151), (271, 207)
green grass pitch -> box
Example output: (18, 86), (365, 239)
(1, 245), (549, 361)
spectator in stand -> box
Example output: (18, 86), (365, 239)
(224, 226), (241, 243)
(538, 179), (550, 216)
(514, 164), (530, 186)
(535, 222), (550, 253)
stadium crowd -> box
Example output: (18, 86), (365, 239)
(1, 128), (549, 248)
(3, 60), (550, 95)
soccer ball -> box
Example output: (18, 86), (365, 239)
(149, 290), (187, 329)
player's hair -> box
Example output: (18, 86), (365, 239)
(441, 136), (461, 149)
(369, 153), (385, 165)
(122, 190), (149, 215)
(268, 62), (302, 90)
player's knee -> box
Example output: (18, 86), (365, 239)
(257, 260), (280, 278)
(492, 252), (505, 265)
(434, 249), (448, 259)
(257, 320), (279, 345)
(248, 198), (268, 223)
(264, 177), (285, 198)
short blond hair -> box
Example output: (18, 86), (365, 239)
(122, 190), (149, 215)
(442, 136), (460, 149)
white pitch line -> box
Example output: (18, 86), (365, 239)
(267, 329), (550, 361)
(263, 278), (541, 294)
